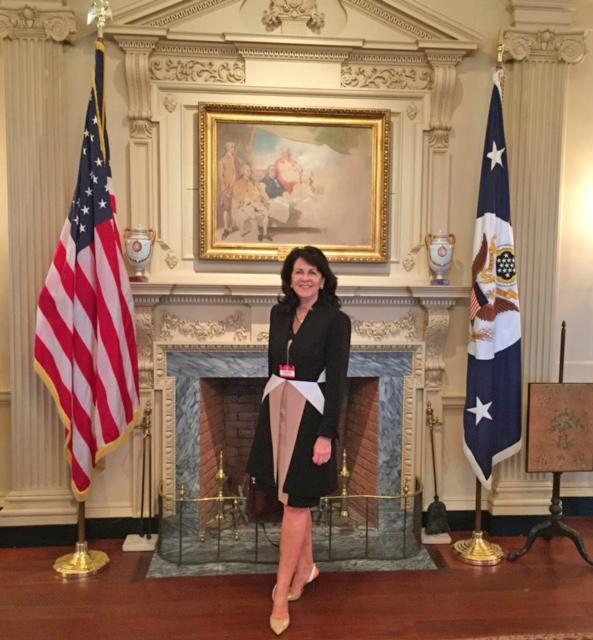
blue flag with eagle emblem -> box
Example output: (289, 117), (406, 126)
(464, 70), (522, 489)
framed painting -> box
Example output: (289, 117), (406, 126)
(198, 103), (390, 262)
(526, 383), (593, 473)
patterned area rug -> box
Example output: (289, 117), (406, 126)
(146, 546), (436, 578)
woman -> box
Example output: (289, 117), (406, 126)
(246, 246), (351, 636)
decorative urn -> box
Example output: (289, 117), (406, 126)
(123, 226), (156, 281)
(425, 231), (456, 285)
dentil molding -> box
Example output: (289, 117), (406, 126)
(0, 3), (75, 41)
(503, 28), (586, 64)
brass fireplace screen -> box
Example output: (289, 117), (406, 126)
(157, 479), (423, 566)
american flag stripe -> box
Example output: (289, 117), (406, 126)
(95, 229), (138, 409)
(34, 333), (72, 417)
(34, 41), (139, 500)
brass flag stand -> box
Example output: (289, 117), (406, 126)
(452, 481), (504, 566)
(54, 502), (110, 578)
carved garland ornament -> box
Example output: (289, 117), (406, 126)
(342, 65), (432, 90)
(352, 311), (418, 341)
(159, 311), (248, 342)
(150, 58), (245, 83)
(262, 0), (325, 33)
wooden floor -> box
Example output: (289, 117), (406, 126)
(3, 519), (593, 640)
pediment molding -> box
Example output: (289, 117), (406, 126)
(110, 0), (480, 54)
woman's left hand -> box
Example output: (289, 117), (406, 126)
(312, 436), (332, 465)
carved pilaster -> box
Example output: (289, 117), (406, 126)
(0, 4), (75, 42)
(424, 51), (463, 245)
(114, 36), (159, 239)
(1, 6), (76, 523)
(492, 13), (586, 507)
(420, 299), (453, 390)
(114, 36), (159, 137)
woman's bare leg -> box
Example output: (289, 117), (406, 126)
(271, 506), (310, 620)
(289, 512), (315, 596)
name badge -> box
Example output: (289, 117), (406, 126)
(279, 365), (295, 379)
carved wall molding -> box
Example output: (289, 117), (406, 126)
(0, 4), (75, 42)
(346, 51), (427, 65)
(262, 0), (325, 34)
(155, 42), (238, 57)
(163, 94), (178, 113)
(164, 251), (179, 269)
(158, 311), (249, 342)
(150, 57), (245, 83)
(236, 44), (351, 62)
(342, 0), (437, 40)
(401, 375), (415, 494)
(426, 53), (460, 146)
(115, 36), (159, 135)
(130, 285), (468, 308)
(341, 65), (432, 90)
(351, 311), (418, 341)
(144, 0), (237, 27)
(406, 102), (419, 121)
(130, 118), (153, 138)
(136, 307), (155, 390)
(428, 127), (449, 149)
(503, 28), (586, 64)
(421, 303), (451, 390)
(401, 244), (422, 271)
(162, 377), (176, 500)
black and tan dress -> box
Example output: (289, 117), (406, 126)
(246, 299), (351, 508)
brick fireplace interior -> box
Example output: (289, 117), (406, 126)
(199, 377), (380, 520)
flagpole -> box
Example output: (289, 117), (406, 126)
(52, 0), (114, 579)
(452, 42), (518, 566)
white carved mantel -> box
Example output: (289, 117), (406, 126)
(132, 282), (467, 511)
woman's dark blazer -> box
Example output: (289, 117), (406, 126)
(246, 299), (351, 499)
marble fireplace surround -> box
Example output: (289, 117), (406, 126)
(140, 286), (467, 505)
(161, 345), (420, 501)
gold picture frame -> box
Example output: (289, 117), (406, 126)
(198, 103), (390, 262)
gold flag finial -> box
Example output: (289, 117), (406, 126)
(87, 0), (112, 38)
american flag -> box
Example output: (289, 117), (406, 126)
(463, 70), (522, 489)
(34, 41), (140, 500)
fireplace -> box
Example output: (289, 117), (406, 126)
(197, 376), (381, 518)
(162, 345), (421, 504)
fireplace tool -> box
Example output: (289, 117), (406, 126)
(425, 401), (450, 535)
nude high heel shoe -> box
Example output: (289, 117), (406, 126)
(288, 564), (319, 602)
(269, 615), (290, 636)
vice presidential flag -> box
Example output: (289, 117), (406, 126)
(34, 41), (140, 500)
(463, 70), (522, 489)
